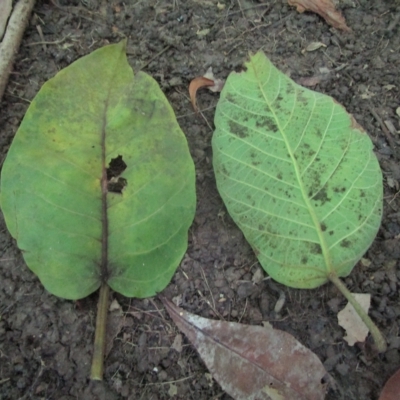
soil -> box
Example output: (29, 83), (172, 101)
(1, 1), (400, 399)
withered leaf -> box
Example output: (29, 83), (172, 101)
(189, 76), (215, 112)
(189, 68), (224, 112)
(162, 297), (327, 400)
(379, 368), (400, 400)
(287, 0), (351, 32)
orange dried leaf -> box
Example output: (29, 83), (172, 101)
(379, 368), (400, 400)
(288, 0), (351, 32)
(162, 297), (327, 400)
(189, 76), (215, 112)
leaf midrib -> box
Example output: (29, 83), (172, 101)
(100, 96), (110, 282)
(251, 57), (334, 275)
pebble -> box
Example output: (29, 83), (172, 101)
(237, 282), (256, 298)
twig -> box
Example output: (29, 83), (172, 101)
(25, 33), (73, 47)
(238, 298), (248, 323)
(0, 0), (37, 101)
(236, 0), (245, 18)
(35, 24), (46, 51)
(368, 105), (397, 152)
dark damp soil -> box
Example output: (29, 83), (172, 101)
(1, 1), (400, 399)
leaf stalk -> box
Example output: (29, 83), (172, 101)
(329, 273), (386, 353)
(90, 283), (110, 380)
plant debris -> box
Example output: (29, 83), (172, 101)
(162, 297), (328, 400)
(337, 293), (371, 346)
(287, 0), (351, 32)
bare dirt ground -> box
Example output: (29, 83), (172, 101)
(1, 1), (400, 399)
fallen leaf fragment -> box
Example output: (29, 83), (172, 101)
(338, 293), (371, 346)
(109, 298), (121, 311)
(189, 76), (214, 112)
(252, 267), (264, 284)
(384, 120), (397, 135)
(287, 0), (351, 32)
(203, 68), (225, 92)
(196, 28), (210, 37)
(189, 67), (225, 112)
(168, 383), (178, 397)
(162, 297), (327, 400)
(171, 333), (183, 353)
(217, 2), (226, 10)
(304, 41), (327, 52)
(379, 368), (400, 400)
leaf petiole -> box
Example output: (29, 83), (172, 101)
(329, 273), (387, 353)
(90, 283), (110, 380)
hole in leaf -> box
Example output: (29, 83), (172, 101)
(106, 155), (127, 194)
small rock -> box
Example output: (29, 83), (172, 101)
(168, 77), (183, 87)
(336, 363), (349, 376)
(214, 278), (227, 288)
(237, 282), (256, 298)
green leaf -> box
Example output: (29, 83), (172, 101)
(0, 40), (196, 300)
(213, 52), (382, 289)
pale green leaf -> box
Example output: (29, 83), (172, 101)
(213, 52), (382, 289)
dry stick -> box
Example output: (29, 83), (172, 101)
(25, 34), (73, 47)
(329, 273), (387, 353)
(0, 0), (37, 102)
(368, 105), (397, 153)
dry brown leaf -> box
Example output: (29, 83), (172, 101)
(337, 293), (370, 346)
(189, 68), (225, 112)
(189, 76), (215, 112)
(162, 297), (327, 400)
(287, 0), (351, 32)
(379, 368), (400, 400)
